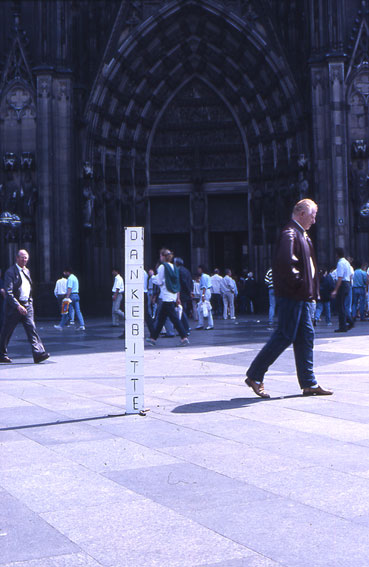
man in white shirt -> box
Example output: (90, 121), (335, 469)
(211, 269), (223, 317)
(111, 268), (125, 326)
(331, 248), (354, 332)
(54, 268), (86, 330)
(0, 249), (49, 363)
(196, 265), (214, 330)
(220, 269), (238, 319)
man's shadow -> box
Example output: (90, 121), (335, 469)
(172, 394), (302, 414)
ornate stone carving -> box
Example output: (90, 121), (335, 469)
(4, 85), (36, 120)
(329, 64), (344, 85)
(3, 153), (17, 171)
(352, 139), (367, 159)
(150, 79), (246, 184)
(82, 187), (96, 228)
(311, 70), (322, 90)
(37, 77), (51, 99)
(191, 179), (207, 248)
(83, 161), (94, 178)
(56, 80), (69, 101)
(21, 152), (34, 170)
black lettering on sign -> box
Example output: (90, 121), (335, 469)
(130, 269), (139, 280)
(133, 343), (136, 354)
(130, 377), (139, 391)
(132, 324), (139, 336)
(132, 305), (139, 318)
(131, 360), (138, 372)
(131, 289), (139, 300)
(130, 230), (138, 240)
(133, 396), (139, 410)
(130, 249), (139, 259)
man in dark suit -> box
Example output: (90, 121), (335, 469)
(245, 199), (332, 398)
(0, 249), (49, 363)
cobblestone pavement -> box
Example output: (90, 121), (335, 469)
(1, 315), (369, 566)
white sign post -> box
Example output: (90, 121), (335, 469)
(125, 227), (145, 414)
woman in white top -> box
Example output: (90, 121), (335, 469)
(146, 249), (189, 346)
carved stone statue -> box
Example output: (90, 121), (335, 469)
(83, 161), (94, 179)
(191, 180), (207, 248)
(3, 153), (17, 171)
(20, 152), (34, 169)
(352, 140), (367, 159)
(82, 186), (96, 228)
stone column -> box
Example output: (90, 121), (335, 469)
(190, 188), (208, 272)
(35, 69), (75, 313)
(35, 70), (53, 285)
(311, 60), (349, 266)
(328, 62), (349, 251)
(311, 64), (332, 266)
(52, 72), (75, 271)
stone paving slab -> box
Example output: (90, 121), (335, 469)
(0, 460), (143, 514)
(41, 500), (256, 567)
(191, 498), (369, 567)
(1, 316), (369, 566)
(104, 462), (276, 514)
(0, 489), (78, 564)
(1, 554), (103, 567)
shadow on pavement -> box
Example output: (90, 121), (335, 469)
(0, 412), (127, 432)
(172, 394), (303, 413)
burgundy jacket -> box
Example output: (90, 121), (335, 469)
(272, 219), (319, 301)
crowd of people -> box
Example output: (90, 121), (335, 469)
(1, 220), (369, 365)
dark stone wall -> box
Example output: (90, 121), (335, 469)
(0, 0), (368, 309)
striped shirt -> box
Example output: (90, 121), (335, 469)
(265, 269), (273, 288)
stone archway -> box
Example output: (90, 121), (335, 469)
(84, 0), (306, 278)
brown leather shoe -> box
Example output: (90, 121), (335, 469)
(245, 377), (270, 398)
(302, 385), (333, 396)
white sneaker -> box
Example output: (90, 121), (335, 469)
(76, 326), (86, 331)
(54, 325), (63, 331)
(205, 326), (214, 330)
(69, 321), (75, 325)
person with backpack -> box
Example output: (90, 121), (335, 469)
(146, 248), (189, 347)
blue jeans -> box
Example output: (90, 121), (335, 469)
(345, 286), (352, 319)
(268, 288), (275, 324)
(60, 293), (85, 327)
(315, 300), (331, 323)
(352, 287), (366, 320)
(247, 296), (317, 389)
(337, 281), (353, 330)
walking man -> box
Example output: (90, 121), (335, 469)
(210, 269), (223, 316)
(111, 268), (124, 326)
(245, 199), (332, 398)
(54, 267), (86, 331)
(196, 265), (214, 330)
(54, 272), (75, 325)
(331, 248), (355, 332)
(265, 267), (275, 327)
(0, 249), (50, 363)
(146, 248), (189, 347)
(220, 269), (237, 319)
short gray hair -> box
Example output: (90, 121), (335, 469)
(292, 199), (318, 216)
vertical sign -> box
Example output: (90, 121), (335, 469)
(125, 227), (144, 414)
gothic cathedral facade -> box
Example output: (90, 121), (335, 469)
(0, 0), (368, 308)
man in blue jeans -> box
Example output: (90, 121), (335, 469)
(245, 199), (333, 398)
(54, 268), (86, 331)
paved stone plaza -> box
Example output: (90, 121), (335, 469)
(1, 316), (369, 567)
